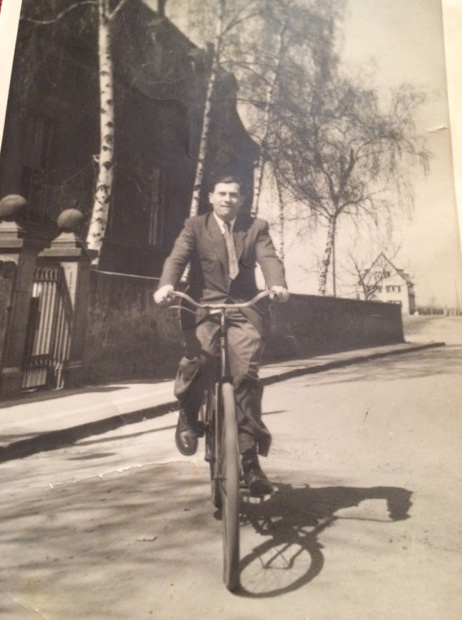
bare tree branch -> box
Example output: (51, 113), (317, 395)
(21, 1), (97, 25)
(108, 0), (130, 22)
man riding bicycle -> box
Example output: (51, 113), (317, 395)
(154, 173), (289, 496)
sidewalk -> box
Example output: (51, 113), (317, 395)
(0, 340), (444, 463)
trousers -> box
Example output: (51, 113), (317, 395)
(173, 310), (271, 456)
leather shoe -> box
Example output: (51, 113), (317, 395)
(242, 453), (273, 497)
(175, 409), (198, 456)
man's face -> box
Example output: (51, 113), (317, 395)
(208, 182), (244, 222)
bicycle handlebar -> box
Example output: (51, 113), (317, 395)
(170, 289), (273, 311)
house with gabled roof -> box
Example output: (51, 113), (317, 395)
(356, 253), (416, 315)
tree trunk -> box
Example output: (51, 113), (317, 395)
(188, 0), (224, 218)
(274, 166), (285, 260)
(251, 20), (286, 218)
(86, 0), (114, 261)
(318, 217), (336, 296)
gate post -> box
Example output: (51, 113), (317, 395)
(0, 219), (56, 398)
(41, 231), (96, 388)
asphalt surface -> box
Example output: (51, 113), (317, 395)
(0, 315), (460, 620)
(0, 340), (443, 464)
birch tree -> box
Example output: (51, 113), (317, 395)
(250, 13), (287, 217)
(86, 0), (129, 260)
(273, 69), (430, 295)
(187, 0), (263, 217)
(224, 0), (344, 246)
(188, 0), (224, 218)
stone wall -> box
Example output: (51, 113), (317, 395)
(267, 293), (404, 361)
(82, 271), (183, 384)
(82, 273), (404, 384)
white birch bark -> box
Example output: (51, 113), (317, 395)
(318, 216), (336, 296)
(188, 0), (225, 218)
(274, 170), (285, 260)
(251, 19), (286, 218)
(86, 0), (115, 260)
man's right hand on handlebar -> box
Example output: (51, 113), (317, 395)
(154, 284), (174, 305)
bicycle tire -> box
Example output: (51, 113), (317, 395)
(207, 383), (222, 510)
(220, 382), (240, 592)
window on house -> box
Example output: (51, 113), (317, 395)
(383, 271), (391, 278)
(27, 113), (54, 169)
(386, 285), (401, 293)
(20, 113), (55, 213)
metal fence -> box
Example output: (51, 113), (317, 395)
(22, 260), (73, 391)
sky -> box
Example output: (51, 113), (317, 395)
(1, 0), (462, 307)
(338, 0), (462, 307)
(260, 0), (462, 307)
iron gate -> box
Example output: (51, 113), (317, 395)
(22, 260), (74, 391)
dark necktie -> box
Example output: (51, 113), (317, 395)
(224, 222), (239, 280)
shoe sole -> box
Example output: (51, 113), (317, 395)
(175, 428), (198, 456)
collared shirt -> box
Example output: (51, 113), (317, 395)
(213, 212), (236, 235)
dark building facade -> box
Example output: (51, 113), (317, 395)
(0, 0), (259, 277)
(0, 0), (259, 396)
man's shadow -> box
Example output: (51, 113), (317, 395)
(237, 483), (412, 597)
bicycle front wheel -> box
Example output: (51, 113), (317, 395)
(206, 382), (222, 510)
(220, 382), (240, 592)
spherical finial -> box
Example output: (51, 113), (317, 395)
(0, 194), (28, 221)
(57, 208), (85, 232)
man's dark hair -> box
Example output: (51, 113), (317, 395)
(208, 173), (244, 193)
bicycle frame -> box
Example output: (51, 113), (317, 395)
(169, 289), (273, 591)
(171, 288), (272, 390)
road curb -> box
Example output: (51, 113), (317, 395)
(261, 341), (445, 385)
(0, 341), (444, 463)
(0, 401), (178, 464)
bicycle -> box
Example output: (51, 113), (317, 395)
(169, 289), (273, 592)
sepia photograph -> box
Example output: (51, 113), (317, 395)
(0, 0), (461, 618)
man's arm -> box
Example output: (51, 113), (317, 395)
(154, 218), (195, 304)
(255, 221), (289, 302)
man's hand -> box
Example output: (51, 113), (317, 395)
(154, 284), (175, 305)
(269, 285), (289, 303)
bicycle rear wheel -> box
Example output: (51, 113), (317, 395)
(220, 382), (240, 592)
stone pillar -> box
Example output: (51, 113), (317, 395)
(0, 221), (53, 397)
(41, 232), (96, 388)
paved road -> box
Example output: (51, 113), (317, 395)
(0, 317), (461, 619)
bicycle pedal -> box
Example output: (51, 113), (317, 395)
(195, 422), (206, 437)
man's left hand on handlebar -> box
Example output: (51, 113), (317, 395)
(269, 285), (289, 303)
(153, 284), (174, 304)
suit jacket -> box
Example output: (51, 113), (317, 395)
(158, 212), (287, 334)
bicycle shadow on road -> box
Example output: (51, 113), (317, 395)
(237, 483), (412, 598)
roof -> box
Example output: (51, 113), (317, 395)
(112, 0), (259, 161)
(362, 253), (414, 285)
